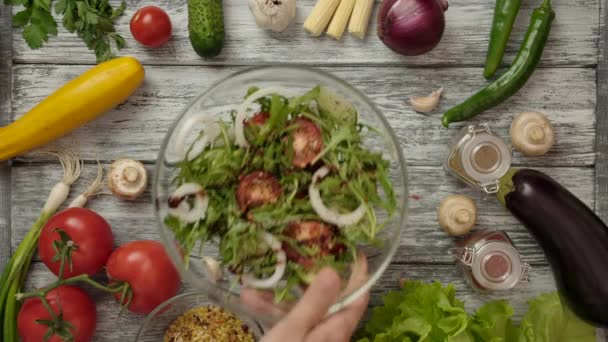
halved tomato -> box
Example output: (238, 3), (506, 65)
(291, 117), (323, 168)
(245, 111), (270, 127)
(282, 220), (345, 269)
(236, 171), (282, 212)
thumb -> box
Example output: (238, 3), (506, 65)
(275, 267), (341, 334)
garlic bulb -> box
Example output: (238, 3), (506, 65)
(249, 0), (297, 32)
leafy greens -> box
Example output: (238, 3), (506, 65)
(356, 281), (597, 342)
(166, 86), (397, 301)
(6, 0), (126, 63)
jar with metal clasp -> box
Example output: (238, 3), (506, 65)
(449, 229), (531, 291)
(444, 123), (512, 194)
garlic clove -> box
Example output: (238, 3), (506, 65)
(202, 256), (223, 283)
(410, 87), (443, 114)
(437, 194), (477, 236)
(510, 111), (555, 157)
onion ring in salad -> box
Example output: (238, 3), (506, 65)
(242, 232), (287, 289)
(173, 115), (220, 161)
(168, 183), (209, 223)
(235, 87), (292, 148)
(309, 166), (367, 227)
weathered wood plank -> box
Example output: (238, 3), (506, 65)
(596, 0), (608, 222)
(21, 261), (557, 341)
(11, 65), (596, 166)
(11, 0), (599, 67)
(11, 164), (594, 265)
(0, 2), (12, 272)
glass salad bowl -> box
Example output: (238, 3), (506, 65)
(153, 66), (408, 327)
(135, 291), (265, 341)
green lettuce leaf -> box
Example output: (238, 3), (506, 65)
(357, 282), (597, 342)
(516, 292), (596, 342)
(357, 281), (471, 342)
(468, 300), (517, 342)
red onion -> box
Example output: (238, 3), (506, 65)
(377, 0), (448, 56)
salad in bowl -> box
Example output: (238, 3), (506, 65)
(154, 66), (407, 324)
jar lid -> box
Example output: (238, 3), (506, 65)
(470, 241), (524, 291)
(460, 131), (511, 190)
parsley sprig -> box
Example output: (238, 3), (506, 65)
(6, 0), (126, 63)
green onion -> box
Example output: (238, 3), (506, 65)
(0, 151), (82, 341)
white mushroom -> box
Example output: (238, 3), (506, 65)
(249, 0), (297, 32)
(510, 111), (555, 156)
(410, 87), (443, 114)
(108, 159), (147, 201)
(202, 256), (223, 283)
(437, 194), (477, 236)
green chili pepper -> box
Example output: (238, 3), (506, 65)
(442, 0), (554, 128)
(484, 0), (522, 78)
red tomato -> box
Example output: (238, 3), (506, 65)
(245, 111), (270, 127)
(283, 221), (345, 269)
(236, 171), (282, 212)
(130, 6), (172, 47)
(38, 208), (114, 279)
(18, 285), (96, 342)
(105, 240), (180, 314)
(291, 117), (323, 168)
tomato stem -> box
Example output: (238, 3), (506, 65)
(38, 296), (58, 322)
(17, 275), (129, 301)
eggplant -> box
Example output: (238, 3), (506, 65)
(497, 168), (608, 327)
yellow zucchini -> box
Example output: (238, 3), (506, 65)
(0, 56), (145, 160)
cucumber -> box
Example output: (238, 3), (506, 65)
(187, 0), (225, 58)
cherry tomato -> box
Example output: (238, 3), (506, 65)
(105, 240), (180, 314)
(291, 117), (323, 168)
(244, 112), (270, 143)
(283, 220), (345, 269)
(245, 111), (270, 127)
(18, 285), (96, 342)
(236, 171), (282, 212)
(38, 208), (114, 279)
(130, 6), (172, 47)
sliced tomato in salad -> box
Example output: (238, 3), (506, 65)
(283, 220), (346, 269)
(291, 117), (323, 168)
(236, 171), (282, 212)
(245, 111), (270, 127)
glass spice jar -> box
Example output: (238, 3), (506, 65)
(450, 229), (531, 292)
(444, 123), (512, 194)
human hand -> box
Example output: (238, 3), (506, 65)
(244, 254), (369, 342)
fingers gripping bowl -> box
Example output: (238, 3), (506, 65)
(153, 66), (408, 324)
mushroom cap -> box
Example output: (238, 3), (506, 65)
(108, 158), (147, 201)
(510, 111), (555, 157)
(437, 194), (477, 236)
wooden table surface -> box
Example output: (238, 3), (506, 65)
(1, 0), (607, 340)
